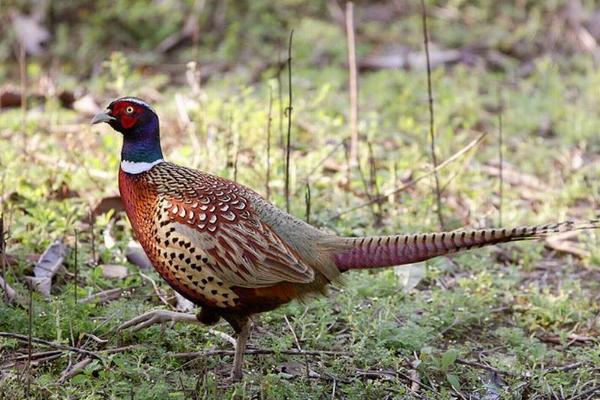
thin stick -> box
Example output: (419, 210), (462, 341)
(0, 332), (102, 360)
(175, 348), (352, 358)
(421, 0), (444, 229)
(266, 86), (273, 201)
(277, 43), (285, 156)
(233, 126), (240, 182)
(73, 230), (78, 303)
(498, 111), (504, 226)
(26, 286), (33, 396)
(367, 141), (383, 225)
(305, 182), (311, 224)
(345, 2), (359, 166)
(89, 206), (96, 265)
(284, 315), (308, 378)
(19, 43), (26, 133)
(330, 132), (487, 220)
(284, 30), (294, 213)
(0, 212), (6, 303)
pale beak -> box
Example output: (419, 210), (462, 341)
(91, 110), (116, 125)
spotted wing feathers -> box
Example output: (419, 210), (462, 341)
(150, 163), (314, 288)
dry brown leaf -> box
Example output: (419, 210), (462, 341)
(29, 239), (66, 297)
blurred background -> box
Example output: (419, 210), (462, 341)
(1, 1), (599, 398)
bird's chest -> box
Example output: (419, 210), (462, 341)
(118, 170), (239, 308)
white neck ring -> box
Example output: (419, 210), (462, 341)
(121, 159), (164, 174)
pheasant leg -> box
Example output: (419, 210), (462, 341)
(230, 319), (250, 382)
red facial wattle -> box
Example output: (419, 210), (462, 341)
(111, 102), (142, 129)
(121, 114), (138, 129)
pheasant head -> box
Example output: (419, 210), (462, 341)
(92, 97), (163, 173)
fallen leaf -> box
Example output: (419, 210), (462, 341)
(90, 196), (124, 221)
(125, 240), (152, 269)
(0, 276), (23, 305)
(29, 239), (66, 297)
(99, 264), (128, 280)
(175, 291), (194, 312)
(394, 262), (426, 292)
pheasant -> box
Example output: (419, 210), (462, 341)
(92, 97), (598, 381)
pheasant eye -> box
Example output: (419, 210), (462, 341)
(125, 106), (135, 114)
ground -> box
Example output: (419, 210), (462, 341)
(0, 1), (599, 399)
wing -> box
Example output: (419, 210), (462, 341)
(152, 165), (315, 288)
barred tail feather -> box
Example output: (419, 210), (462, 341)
(334, 219), (598, 271)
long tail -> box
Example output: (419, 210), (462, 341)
(333, 219), (598, 271)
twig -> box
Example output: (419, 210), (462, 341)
(284, 315), (308, 378)
(568, 385), (600, 400)
(0, 212), (5, 303)
(175, 348), (352, 358)
(79, 286), (139, 304)
(345, 1), (359, 166)
(3, 350), (62, 363)
(19, 42), (27, 135)
(89, 206), (96, 265)
(139, 272), (173, 309)
(266, 86), (273, 201)
(27, 286), (32, 395)
(207, 329), (236, 346)
(330, 131), (487, 220)
(543, 361), (587, 374)
(284, 29), (294, 213)
(0, 332), (101, 360)
(305, 183), (311, 224)
(233, 124), (240, 182)
(73, 229), (78, 303)
(367, 141), (383, 225)
(498, 111), (504, 226)
(456, 358), (526, 378)
(421, 0), (444, 229)
(277, 44), (285, 161)
(59, 357), (92, 383)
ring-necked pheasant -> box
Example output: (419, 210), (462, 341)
(92, 97), (598, 381)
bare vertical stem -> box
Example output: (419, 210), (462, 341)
(266, 87), (273, 201)
(73, 230), (78, 303)
(305, 182), (311, 224)
(0, 212), (6, 303)
(89, 207), (96, 265)
(284, 30), (294, 213)
(27, 286), (33, 396)
(420, 0), (445, 229)
(345, 2), (359, 166)
(498, 111), (503, 226)
(277, 45), (285, 158)
(233, 127), (240, 182)
(19, 43), (27, 131)
(367, 142), (382, 226)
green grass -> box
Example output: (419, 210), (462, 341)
(1, 1), (600, 398)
